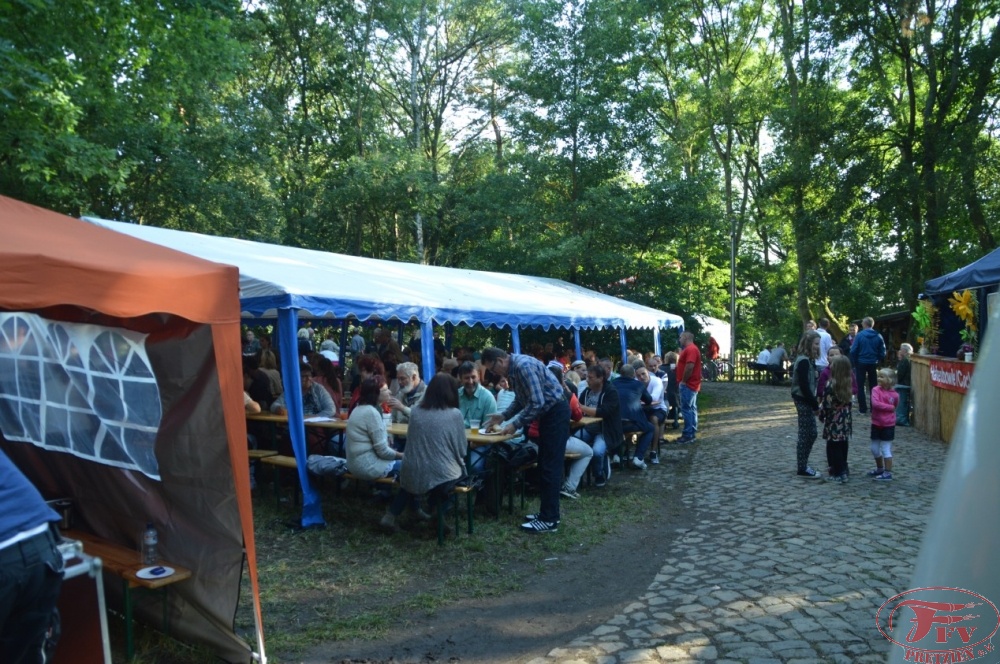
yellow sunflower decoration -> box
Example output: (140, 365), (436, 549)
(949, 290), (976, 331)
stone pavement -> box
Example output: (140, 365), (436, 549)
(531, 381), (950, 664)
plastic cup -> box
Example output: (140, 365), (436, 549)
(470, 419), (481, 430)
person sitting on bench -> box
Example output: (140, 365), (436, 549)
(767, 342), (788, 383)
(751, 345), (772, 371)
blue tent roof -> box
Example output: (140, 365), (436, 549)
(925, 246), (1000, 296)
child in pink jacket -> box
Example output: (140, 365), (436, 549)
(868, 368), (899, 481)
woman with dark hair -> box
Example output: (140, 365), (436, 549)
(243, 355), (274, 410)
(348, 354), (385, 414)
(313, 356), (343, 416)
(259, 348), (283, 398)
(381, 373), (467, 531)
(346, 376), (402, 483)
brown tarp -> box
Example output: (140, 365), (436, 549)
(0, 195), (263, 663)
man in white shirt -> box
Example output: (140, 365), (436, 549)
(636, 365), (667, 465)
(756, 346), (771, 367)
(816, 318), (833, 370)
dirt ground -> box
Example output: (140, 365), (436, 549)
(308, 448), (697, 664)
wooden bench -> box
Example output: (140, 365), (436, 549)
(260, 457), (476, 545)
(247, 449), (278, 460)
(63, 529), (191, 660)
(436, 484), (475, 545)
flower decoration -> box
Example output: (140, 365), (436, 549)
(949, 289), (978, 355)
(948, 290), (976, 332)
(911, 300), (938, 352)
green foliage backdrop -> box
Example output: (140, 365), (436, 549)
(3, 0), (998, 350)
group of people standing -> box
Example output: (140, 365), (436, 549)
(790, 317), (911, 483)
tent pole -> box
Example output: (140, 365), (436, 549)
(339, 322), (349, 366)
(573, 328), (582, 361)
(277, 309), (325, 528)
(420, 320), (435, 384)
(619, 328), (628, 366)
(511, 327), (521, 354)
(653, 328), (661, 357)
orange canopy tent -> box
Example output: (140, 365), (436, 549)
(0, 195), (264, 662)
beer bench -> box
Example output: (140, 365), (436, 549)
(62, 529), (191, 660)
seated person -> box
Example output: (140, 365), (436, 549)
(381, 373), (465, 531)
(611, 363), (654, 470)
(752, 345), (772, 370)
(312, 356), (343, 417)
(457, 361), (498, 472)
(243, 355), (274, 410)
(259, 348), (284, 398)
(767, 341), (788, 383)
(636, 365), (667, 464)
(271, 363), (336, 455)
(348, 354), (385, 413)
(319, 337), (340, 362)
(578, 363), (622, 487)
(387, 362), (426, 451)
(346, 376), (402, 481)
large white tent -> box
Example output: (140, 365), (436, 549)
(84, 217), (681, 334)
(85, 216), (683, 527)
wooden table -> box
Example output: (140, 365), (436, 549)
(246, 412), (348, 430)
(572, 416), (602, 430)
(63, 529), (192, 660)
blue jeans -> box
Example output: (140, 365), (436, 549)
(388, 488), (421, 516)
(895, 385), (911, 425)
(623, 417), (655, 460)
(680, 385), (698, 438)
(536, 399), (570, 523)
(579, 428), (607, 479)
(856, 363), (878, 413)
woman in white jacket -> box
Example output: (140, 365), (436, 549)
(346, 376), (402, 480)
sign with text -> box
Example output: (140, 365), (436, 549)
(929, 358), (976, 394)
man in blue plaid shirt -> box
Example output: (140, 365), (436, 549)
(483, 347), (570, 533)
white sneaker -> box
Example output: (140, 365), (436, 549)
(379, 513), (398, 531)
(631, 457), (647, 470)
(560, 484), (580, 500)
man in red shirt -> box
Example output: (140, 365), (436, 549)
(675, 331), (702, 443)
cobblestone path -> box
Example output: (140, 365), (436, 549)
(532, 381), (950, 664)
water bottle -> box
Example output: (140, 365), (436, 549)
(142, 522), (158, 565)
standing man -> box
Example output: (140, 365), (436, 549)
(349, 327), (366, 357)
(816, 318), (834, 370)
(675, 331), (702, 444)
(1, 449), (64, 664)
(850, 316), (886, 414)
(483, 347), (569, 534)
(838, 322), (858, 355)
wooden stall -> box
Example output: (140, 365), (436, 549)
(911, 354), (975, 443)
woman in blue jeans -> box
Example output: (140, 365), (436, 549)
(578, 363), (622, 488)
